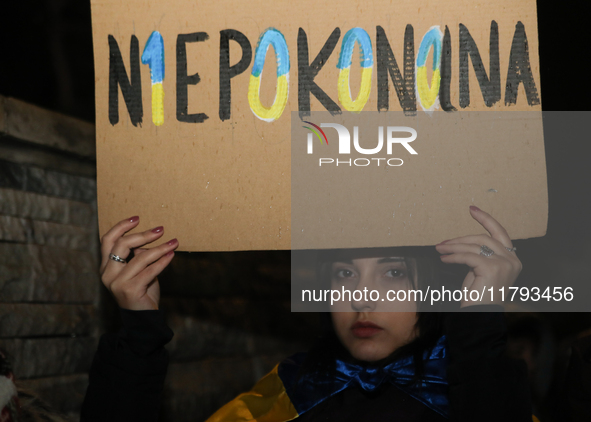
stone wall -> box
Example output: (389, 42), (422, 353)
(0, 95), (98, 420)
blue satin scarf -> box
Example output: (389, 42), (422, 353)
(278, 335), (449, 419)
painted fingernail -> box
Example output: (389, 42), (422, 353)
(165, 250), (175, 257)
(152, 226), (163, 234)
(167, 238), (178, 246)
(129, 216), (139, 223)
(438, 240), (449, 245)
(469, 205), (480, 212)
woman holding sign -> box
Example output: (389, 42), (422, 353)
(81, 206), (537, 421)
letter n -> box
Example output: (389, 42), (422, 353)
(108, 35), (143, 126)
(459, 22), (500, 108)
(376, 25), (416, 113)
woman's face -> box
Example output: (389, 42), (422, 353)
(329, 256), (418, 362)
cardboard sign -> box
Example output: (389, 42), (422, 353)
(91, 0), (545, 251)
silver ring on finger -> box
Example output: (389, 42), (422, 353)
(505, 246), (517, 253)
(479, 245), (495, 257)
(109, 253), (127, 264)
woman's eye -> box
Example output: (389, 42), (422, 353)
(385, 269), (405, 278)
(334, 269), (355, 278)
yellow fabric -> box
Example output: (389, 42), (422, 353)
(205, 365), (299, 422)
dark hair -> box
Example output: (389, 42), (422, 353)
(296, 248), (447, 391)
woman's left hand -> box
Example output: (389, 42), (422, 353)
(435, 206), (522, 308)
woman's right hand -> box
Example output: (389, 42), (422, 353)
(99, 216), (178, 310)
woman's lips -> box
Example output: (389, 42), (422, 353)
(351, 321), (383, 338)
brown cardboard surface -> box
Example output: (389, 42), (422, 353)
(291, 111), (546, 249)
(91, 0), (545, 251)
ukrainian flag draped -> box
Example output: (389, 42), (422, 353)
(206, 336), (449, 422)
(205, 364), (298, 422)
(205, 335), (542, 422)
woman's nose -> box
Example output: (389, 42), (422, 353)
(351, 276), (377, 312)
